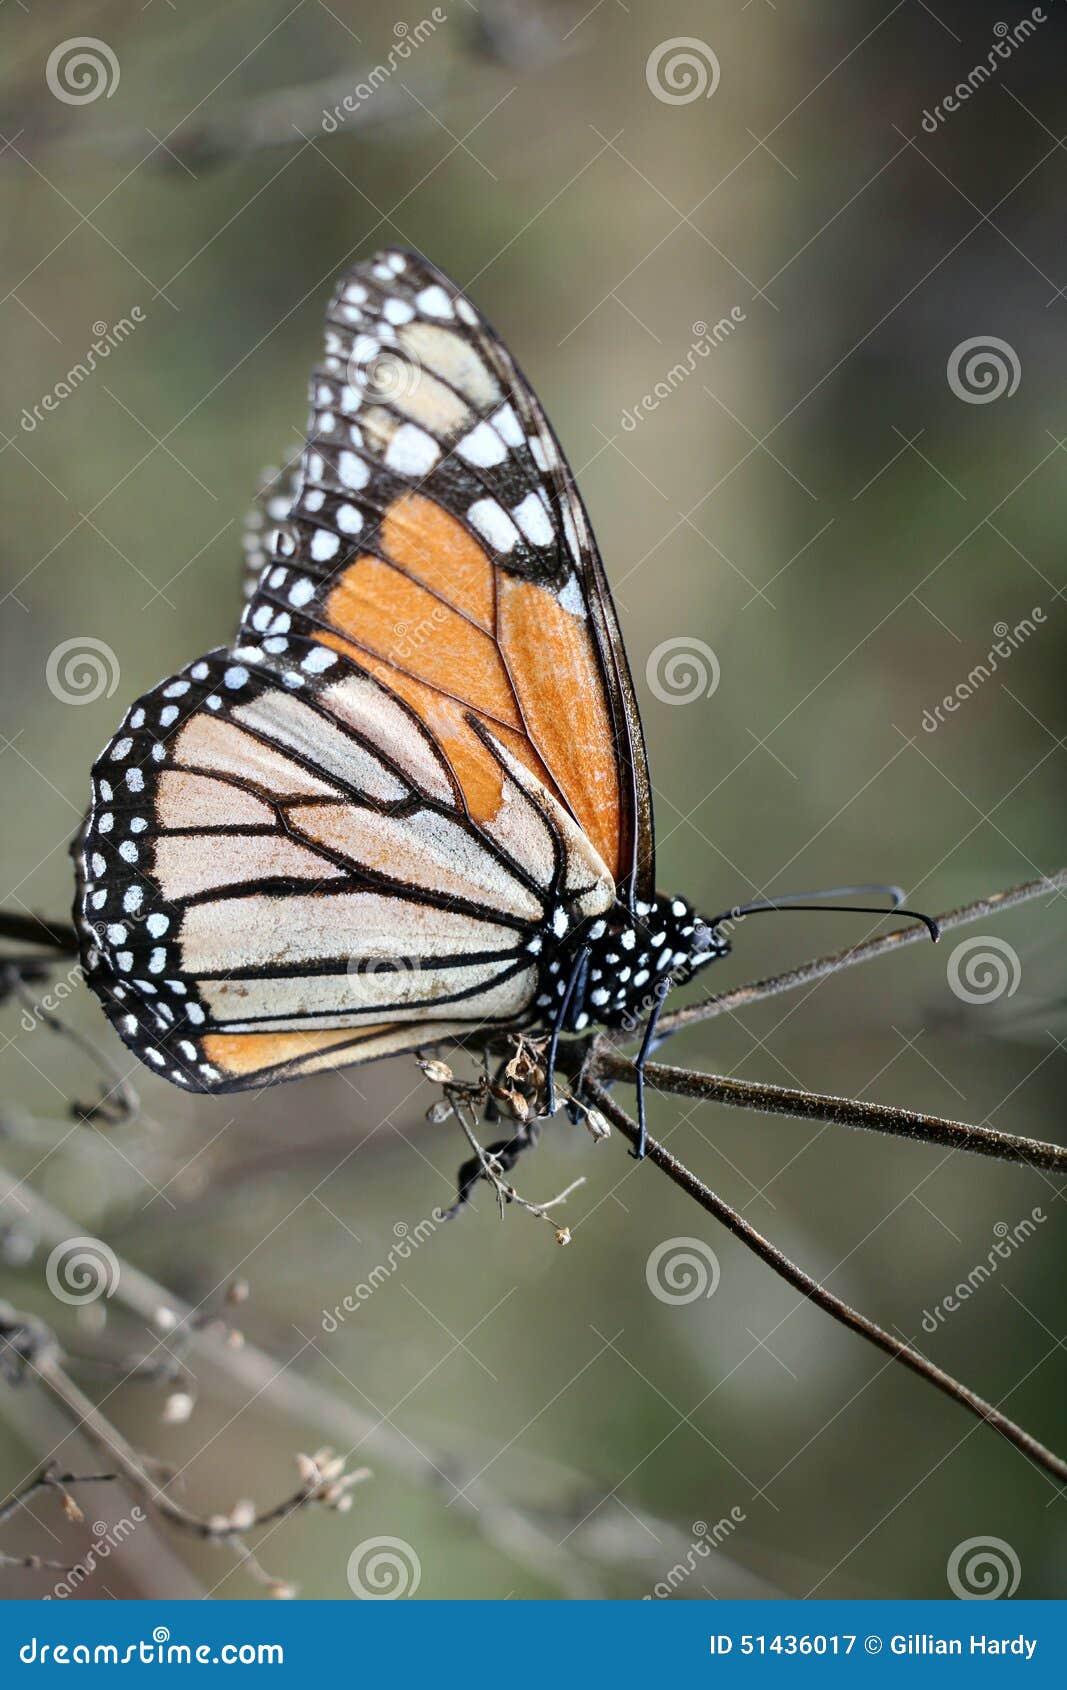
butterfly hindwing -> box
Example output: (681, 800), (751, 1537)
(75, 641), (613, 1091)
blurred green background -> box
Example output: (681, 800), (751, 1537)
(1, 0), (1065, 1600)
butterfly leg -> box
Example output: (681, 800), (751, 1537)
(543, 945), (591, 1119)
(632, 983), (670, 1160)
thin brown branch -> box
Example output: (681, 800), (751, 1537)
(593, 1052), (1067, 1173)
(585, 1078), (1067, 1487)
(0, 1465), (119, 1574)
(25, 1346), (368, 1546)
(653, 869), (1066, 1037)
(0, 1465), (117, 1529)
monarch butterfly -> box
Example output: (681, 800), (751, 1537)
(73, 250), (934, 1156)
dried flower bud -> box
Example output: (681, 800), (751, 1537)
(426, 1099), (453, 1124)
(419, 1058), (453, 1084)
(584, 1108), (611, 1143)
(266, 1580), (296, 1600)
(505, 1088), (530, 1123)
(229, 1498), (256, 1530)
(295, 1453), (320, 1486)
(154, 1306), (178, 1332)
(60, 1494), (84, 1525)
(162, 1391), (194, 1424)
(226, 1279), (250, 1305)
(555, 1227), (572, 1247)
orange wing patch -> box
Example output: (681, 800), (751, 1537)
(312, 494), (620, 876)
(325, 555), (516, 724)
(381, 494), (494, 630)
(202, 1027), (379, 1078)
(498, 576), (620, 881)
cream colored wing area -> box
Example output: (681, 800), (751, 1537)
(154, 833), (332, 901)
(291, 804), (542, 920)
(321, 673), (453, 803)
(209, 964), (536, 1033)
(178, 890), (523, 974)
(487, 735), (614, 919)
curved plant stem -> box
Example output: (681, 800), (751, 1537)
(653, 870), (1066, 1038)
(592, 1052), (1067, 1173)
(584, 1078), (1067, 1487)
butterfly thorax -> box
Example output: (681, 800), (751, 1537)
(533, 892), (729, 1037)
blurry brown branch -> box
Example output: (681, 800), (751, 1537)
(0, 1169), (764, 1599)
(0, 1293), (367, 1596)
(5, 4), (572, 174)
(0, 912), (78, 953)
(583, 1079), (1067, 1488)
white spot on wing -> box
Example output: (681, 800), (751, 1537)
(467, 498), (518, 553)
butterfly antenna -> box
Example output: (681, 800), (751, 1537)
(705, 886), (940, 944)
